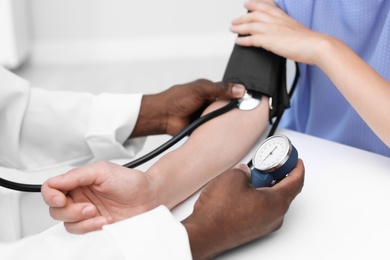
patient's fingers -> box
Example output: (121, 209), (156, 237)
(64, 216), (111, 234)
(49, 200), (97, 222)
(41, 180), (67, 207)
(41, 162), (109, 207)
(45, 162), (104, 191)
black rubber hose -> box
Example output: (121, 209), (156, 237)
(0, 177), (41, 192)
(266, 62), (300, 138)
(123, 99), (239, 168)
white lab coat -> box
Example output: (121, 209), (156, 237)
(0, 66), (144, 171)
(1, 206), (192, 259)
(0, 67), (193, 259)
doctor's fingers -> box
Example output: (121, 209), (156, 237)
(208, 82), (246, 99)
(191, 81), (245, 101)
(271, 159), (305, 203)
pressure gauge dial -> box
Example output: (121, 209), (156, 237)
(250, 134), (298, 188)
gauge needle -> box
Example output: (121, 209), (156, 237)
(261, 146), (278, 164)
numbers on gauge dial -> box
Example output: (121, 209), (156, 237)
(253, 136), (289, 170)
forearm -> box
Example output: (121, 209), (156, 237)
(313, 35), (390, 146)
(146, 97), (269, 208)
(182, 219), (245, 260)
(183, 221), (217, 260)
(130, 94), (167, 137)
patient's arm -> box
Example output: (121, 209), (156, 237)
(147, 97), (269, 209)
(42, 96), (269, 233)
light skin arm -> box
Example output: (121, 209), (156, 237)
(230, 0), (390, 147)
(42, 93), (269, 233)
(145, 96), (269, 209)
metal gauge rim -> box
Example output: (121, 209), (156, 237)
(252, 134), (293, 172)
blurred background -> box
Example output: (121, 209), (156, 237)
(1, 0), (246, 94)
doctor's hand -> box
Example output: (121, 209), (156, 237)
(182, 159), (305, 260)
(230, 0), (325, 65)
(41, 161), (159, 234)
(130, 79), (245, 137)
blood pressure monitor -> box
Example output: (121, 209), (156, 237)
(250, 134), (298, 188)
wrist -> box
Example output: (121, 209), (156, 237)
(130, 94), (168, 137)
(311, 33), (341, 68)
(182, 216), (222, 260)
(138, 171), (167, 211)
(145, 163), (188, 209)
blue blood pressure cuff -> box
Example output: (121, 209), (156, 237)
(223, 44), (289, 121)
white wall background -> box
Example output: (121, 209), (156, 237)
(30, 0), (245, 40)
(27, 0), (247, 64)
(0, 0), (30, 68)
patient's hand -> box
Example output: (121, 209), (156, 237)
(42, 161), (159, 234)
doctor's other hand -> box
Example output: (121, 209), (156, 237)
(182, 159), (305, 260)
(130, 79), (246, 137)
(42, 161), (160, 234)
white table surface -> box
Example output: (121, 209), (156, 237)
(169, 128), (390, 259)
(1, 128), (389, 259)
(210, 128), (390, 259)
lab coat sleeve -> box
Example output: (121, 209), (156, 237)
(0, 206), (192, 260)
(0, 66), (144, 171)
(103, 205), (192, 259)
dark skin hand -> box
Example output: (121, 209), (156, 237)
(182, 159), (305, 260)
(130, 79), (246, 137)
